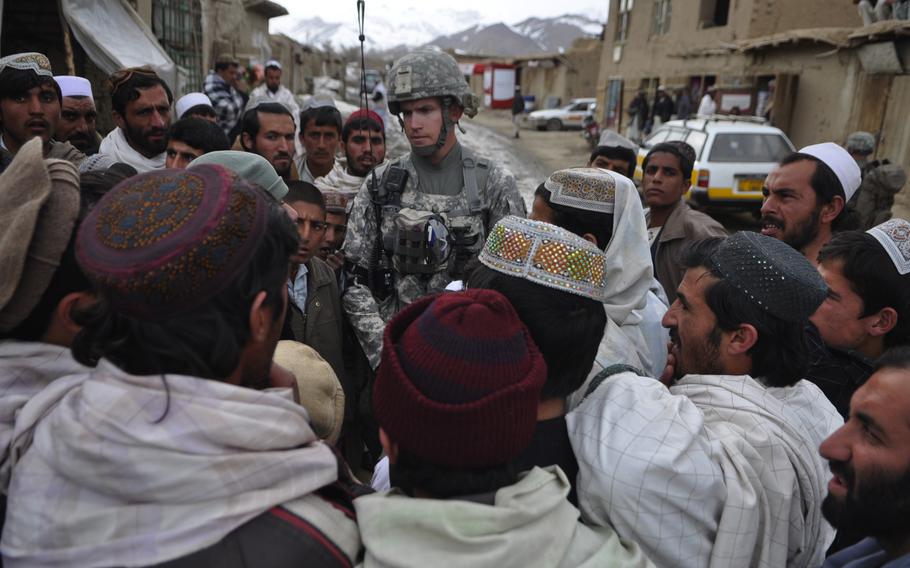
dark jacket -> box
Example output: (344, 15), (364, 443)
(149, 455), (371, 568)
(649, 199), (727, 302)
(628, 94), (649, 124)
(511, 94), (525, 115)
(283, 257), (346, 391)
(516, 417), (579, 506)
(804, 323), (874, 419)
(653, 94), (675, 123)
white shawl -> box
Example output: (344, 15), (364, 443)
(97, 127), (165, 172)
(1, 359), (339, 568)
(568, 372), (841, 568)
(570, 173), (668, 405)
(314, 160), (369, 195)
(0, 340), (87, 472)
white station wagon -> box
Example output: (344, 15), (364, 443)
(528, 98), (597, 131)
(634, 116), (796, 208)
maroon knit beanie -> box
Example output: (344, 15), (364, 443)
(373, 289), (547, 469)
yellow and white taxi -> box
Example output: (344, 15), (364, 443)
(634, 116), (795, 208)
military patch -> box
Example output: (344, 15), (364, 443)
(395, 65), (412, 96)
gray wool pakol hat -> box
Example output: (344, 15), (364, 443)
(709, 231), (828, 322)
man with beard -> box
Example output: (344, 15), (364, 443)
(567, 231), (842, 568)
(53, 76), (100, 155)
(761, 142), (862, 264)
(98, 67), (172, 172)
(643, 141), (727, 302)
(314, 109), (386, 198)
(0, 52), (84, 171)
(820, 347), (910, 567)
(240, 102), (296, 182)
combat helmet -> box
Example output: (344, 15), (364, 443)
(387, 50), (478, 118)
(846, 131), (876, 156)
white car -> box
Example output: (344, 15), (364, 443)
(634, 117), (795, 208)
(528, 98), (597, 131)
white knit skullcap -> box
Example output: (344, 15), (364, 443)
(54, 76), (93, 101)
(175, 92), (213, 119)
(798, 142), (862, 202)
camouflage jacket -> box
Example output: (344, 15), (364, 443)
(854, 160), (907, 229)
(342, 141), (526, 368)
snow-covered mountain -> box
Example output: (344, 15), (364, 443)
(273, 7), (481, 52)
(425, 23), (544, 56)
(274, 12), (603, 56)
(511, 15), (604, 52)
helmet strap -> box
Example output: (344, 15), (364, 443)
(408, 97), (456, 157)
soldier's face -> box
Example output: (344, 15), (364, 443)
(400, 98), (445, 148)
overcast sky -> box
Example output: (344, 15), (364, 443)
(271, 0), (608, 26)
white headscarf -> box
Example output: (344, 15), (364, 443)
(97, 127), (165, 173)
(1, 360), (339, 568)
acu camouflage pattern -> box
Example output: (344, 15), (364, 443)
(342, 147), (526, 369)
(387, 50), (479, 118)
(854, 160), (908, 229)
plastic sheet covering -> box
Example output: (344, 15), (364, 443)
(61, 0), (180, 93)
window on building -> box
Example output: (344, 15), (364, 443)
(699, 0), (730, 28)
(615, 0), (634, 44)
(652, 0), (672, 36)
(152, 0), (203, 91)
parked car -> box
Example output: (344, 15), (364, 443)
(634, 116), (795, 208)
(528, 98), (596, 131)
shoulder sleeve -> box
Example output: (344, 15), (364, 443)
(342, 175), (379, 269)
(686, 210), (728, 239)
(484, 163), (527, 226)
(341, 284), (385, 370)
(567, 372), (724, 568)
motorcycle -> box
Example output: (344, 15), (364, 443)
(582, 114), (600, 151)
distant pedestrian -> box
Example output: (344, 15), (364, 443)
(626, 90), (649, 142)
(675, 87), (692, 120)
(696, 85), (717, 116)
(651, 86), (674, 128)
(511, 85), (525, 139)
(203, 54), (245, 138)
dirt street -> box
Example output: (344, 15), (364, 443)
(462, 109), (758, 231)
(471, 109), (591, 176)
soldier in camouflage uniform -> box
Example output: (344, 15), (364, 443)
(846, 131), (907, 229)
(342, 50), (526, 370)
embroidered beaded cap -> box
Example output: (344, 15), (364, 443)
(0, 52), (53, 77)
(75, 165), (270, 320)
(709, 231), (828, 322)
(479, 216), (608, 302)
(545, 167), (620, 214)
(867, 218), (910, 275)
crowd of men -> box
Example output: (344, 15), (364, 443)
(0, 45), (908, 568)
